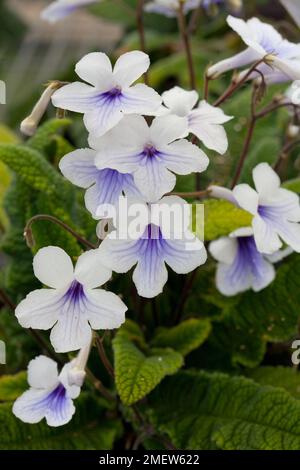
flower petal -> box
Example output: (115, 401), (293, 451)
(59, 149), (97, 189)
(52, 82), (98, 113)
(13, 389), (52, 424)
(133, 250), (168, 298)
(134, 161), (176, 202)
(75, 52), (113, 89)
(83, 100), (123, 137)
(98, 238), (139, 273)
(113, 51), (150, 87)
(163, 237), (207, 274)
(233, 184), (259, 215)
(59, 363), (81, 399)
(162, 140), (209, 175)
(15, 289), (62, 330)
(74, 249), (112, 288)
(252, 214), (283, 254)
(150, 115), (188, 146)
(252, 162), (281, 201)
(227, 15), (267, 56)
(85, 289), (127, 330)
(207, 48), (261, 78)
(50, 311), (92, 353)
(45, 391), (75, 427)
(209, 236), (237, 264)
(27, 356), (59, 390)
(121, 84), (162, 116)
(162, 86), (198, 116)
(33, 246), (74, 289)
(280, 0), (300, 27)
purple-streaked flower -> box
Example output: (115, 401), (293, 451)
(52, 51), (161, 137)
(59, 148), (142, 219)
(13, 354), (86, 427)
(144, 0), (201, 17)
(280, 0), (300, 28)
(209, 227), (277, 296)
(92, 114), (209, 203)
(15, 246), (127, 353)
(41, 0), (98, 23)
(158, 86), (232, 154)
(207, 16), (300, 81)
(98, 196), (207, 298)
(232, 163), (300, 254)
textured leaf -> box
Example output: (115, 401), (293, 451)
(151, 318), (211, 356)
(113, 321), (183, 405)
(0, 394), (121, 450)
(246, 366), (300, 399)
(0, 372), (27, 401)
(148, 370), (300, 450)
(27, 118), (72, 154)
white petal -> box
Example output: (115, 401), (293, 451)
(59, 149), (97, 189)
(150, 115), (188, 146)
(15, 289), (62, 330)
(227, 15), (267, 56)
(27, 356), (59, 390)
(74, 249), (112, 288)
(113, 51), (150, 87)
(41, 0), (96, 23)
(209, 237), (237, 264)
(266, 246), (293, 263)
(163, 237), (207, 274)
(252, 260), (276, 292)
(13, 389), (51, 424)
(162, 86), (198, 116)
(280, 0), (300, 27)
(50, 313), (92, 353)
(232, 184), (259, 215)
(85, 289), (127, 330)
(75, 52), (113, 89)
(162, 140), (209, 175)
(98, 238), (139, 273)
(230, 227), (254, 238)
(252, 214), (283, 254)
(59, 362), (81, 399)
(252, 162), (281, 202)
(121, 84), (162, 116)
(83, 102), (123, 137)
(276, 220), (300, 252)
(216, 263), (253, 296)
(134, 162), (176, 202)
(195, 100), (233, 124)
(276, 189), (300, 221)
(207, 48), (261, 78)
(272, 56), (300, 80)
(133, 255), (168, 298)
(33, 246), (74, 289)
(52, 82), (98, 113)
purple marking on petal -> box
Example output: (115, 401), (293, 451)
(98, 87), (123, 104)
(61, 281), (88, 314)
(93, 169), (141, 206)
(21, 383), (67, 417)
(228, 236), (267, 285)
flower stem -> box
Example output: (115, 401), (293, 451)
(24, 214), (96, 250)
(274, 138), (300, 174)
(170, 189), (210, 198)
(177, 3), (196, 90)
(136, 0), (149, 85)
(96, 333), (115, 379)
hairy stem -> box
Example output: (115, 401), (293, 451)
(24, 214), (96, 250)
(136, 0), (149, 85)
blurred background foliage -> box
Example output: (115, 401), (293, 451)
(1, 0), (300, 450)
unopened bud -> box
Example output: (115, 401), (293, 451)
(288, 124), (300, 139)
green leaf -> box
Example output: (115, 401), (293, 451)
(0, 394), (121, 450)
(148, 370), (300, 450)
(193, 199), (252, 242)
(113, 320), (183, 405)
(0, 144), (66, 196)
(151, 318), (211, 356)
(246, 366), (300, 399)
(0, 372), (27, 401)
(27, 118), (72, 154)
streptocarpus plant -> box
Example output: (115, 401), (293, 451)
(2, 0), (300, 451)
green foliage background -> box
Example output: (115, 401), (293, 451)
(1, 0), (300, 451)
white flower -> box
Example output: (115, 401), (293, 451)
(207, 16), (300, 81)
(59, 148), (142, 219)
(13, 355), (84, 427)
(91, 114), (209, 203)
(158, 86), (232, 154)
(52, 51), (161, 137)
(280, 0), (300, 28)
(144, 0), (201, 17)
(15, 246), (127, 353)
(209, 227), (277, 296)
(98, 196), (207, 298)
(232, 163), (300, 254)
(41, 0), (98, 23)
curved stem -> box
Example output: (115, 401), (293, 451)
(136, 0), (149, 85)
(170, 189), (210, 198)
(177, 3), (196, 89)
(24, 214), (96, 250)
(96, 333), (115, 379)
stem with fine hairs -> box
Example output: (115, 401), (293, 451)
(177, 3), (196, 90)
